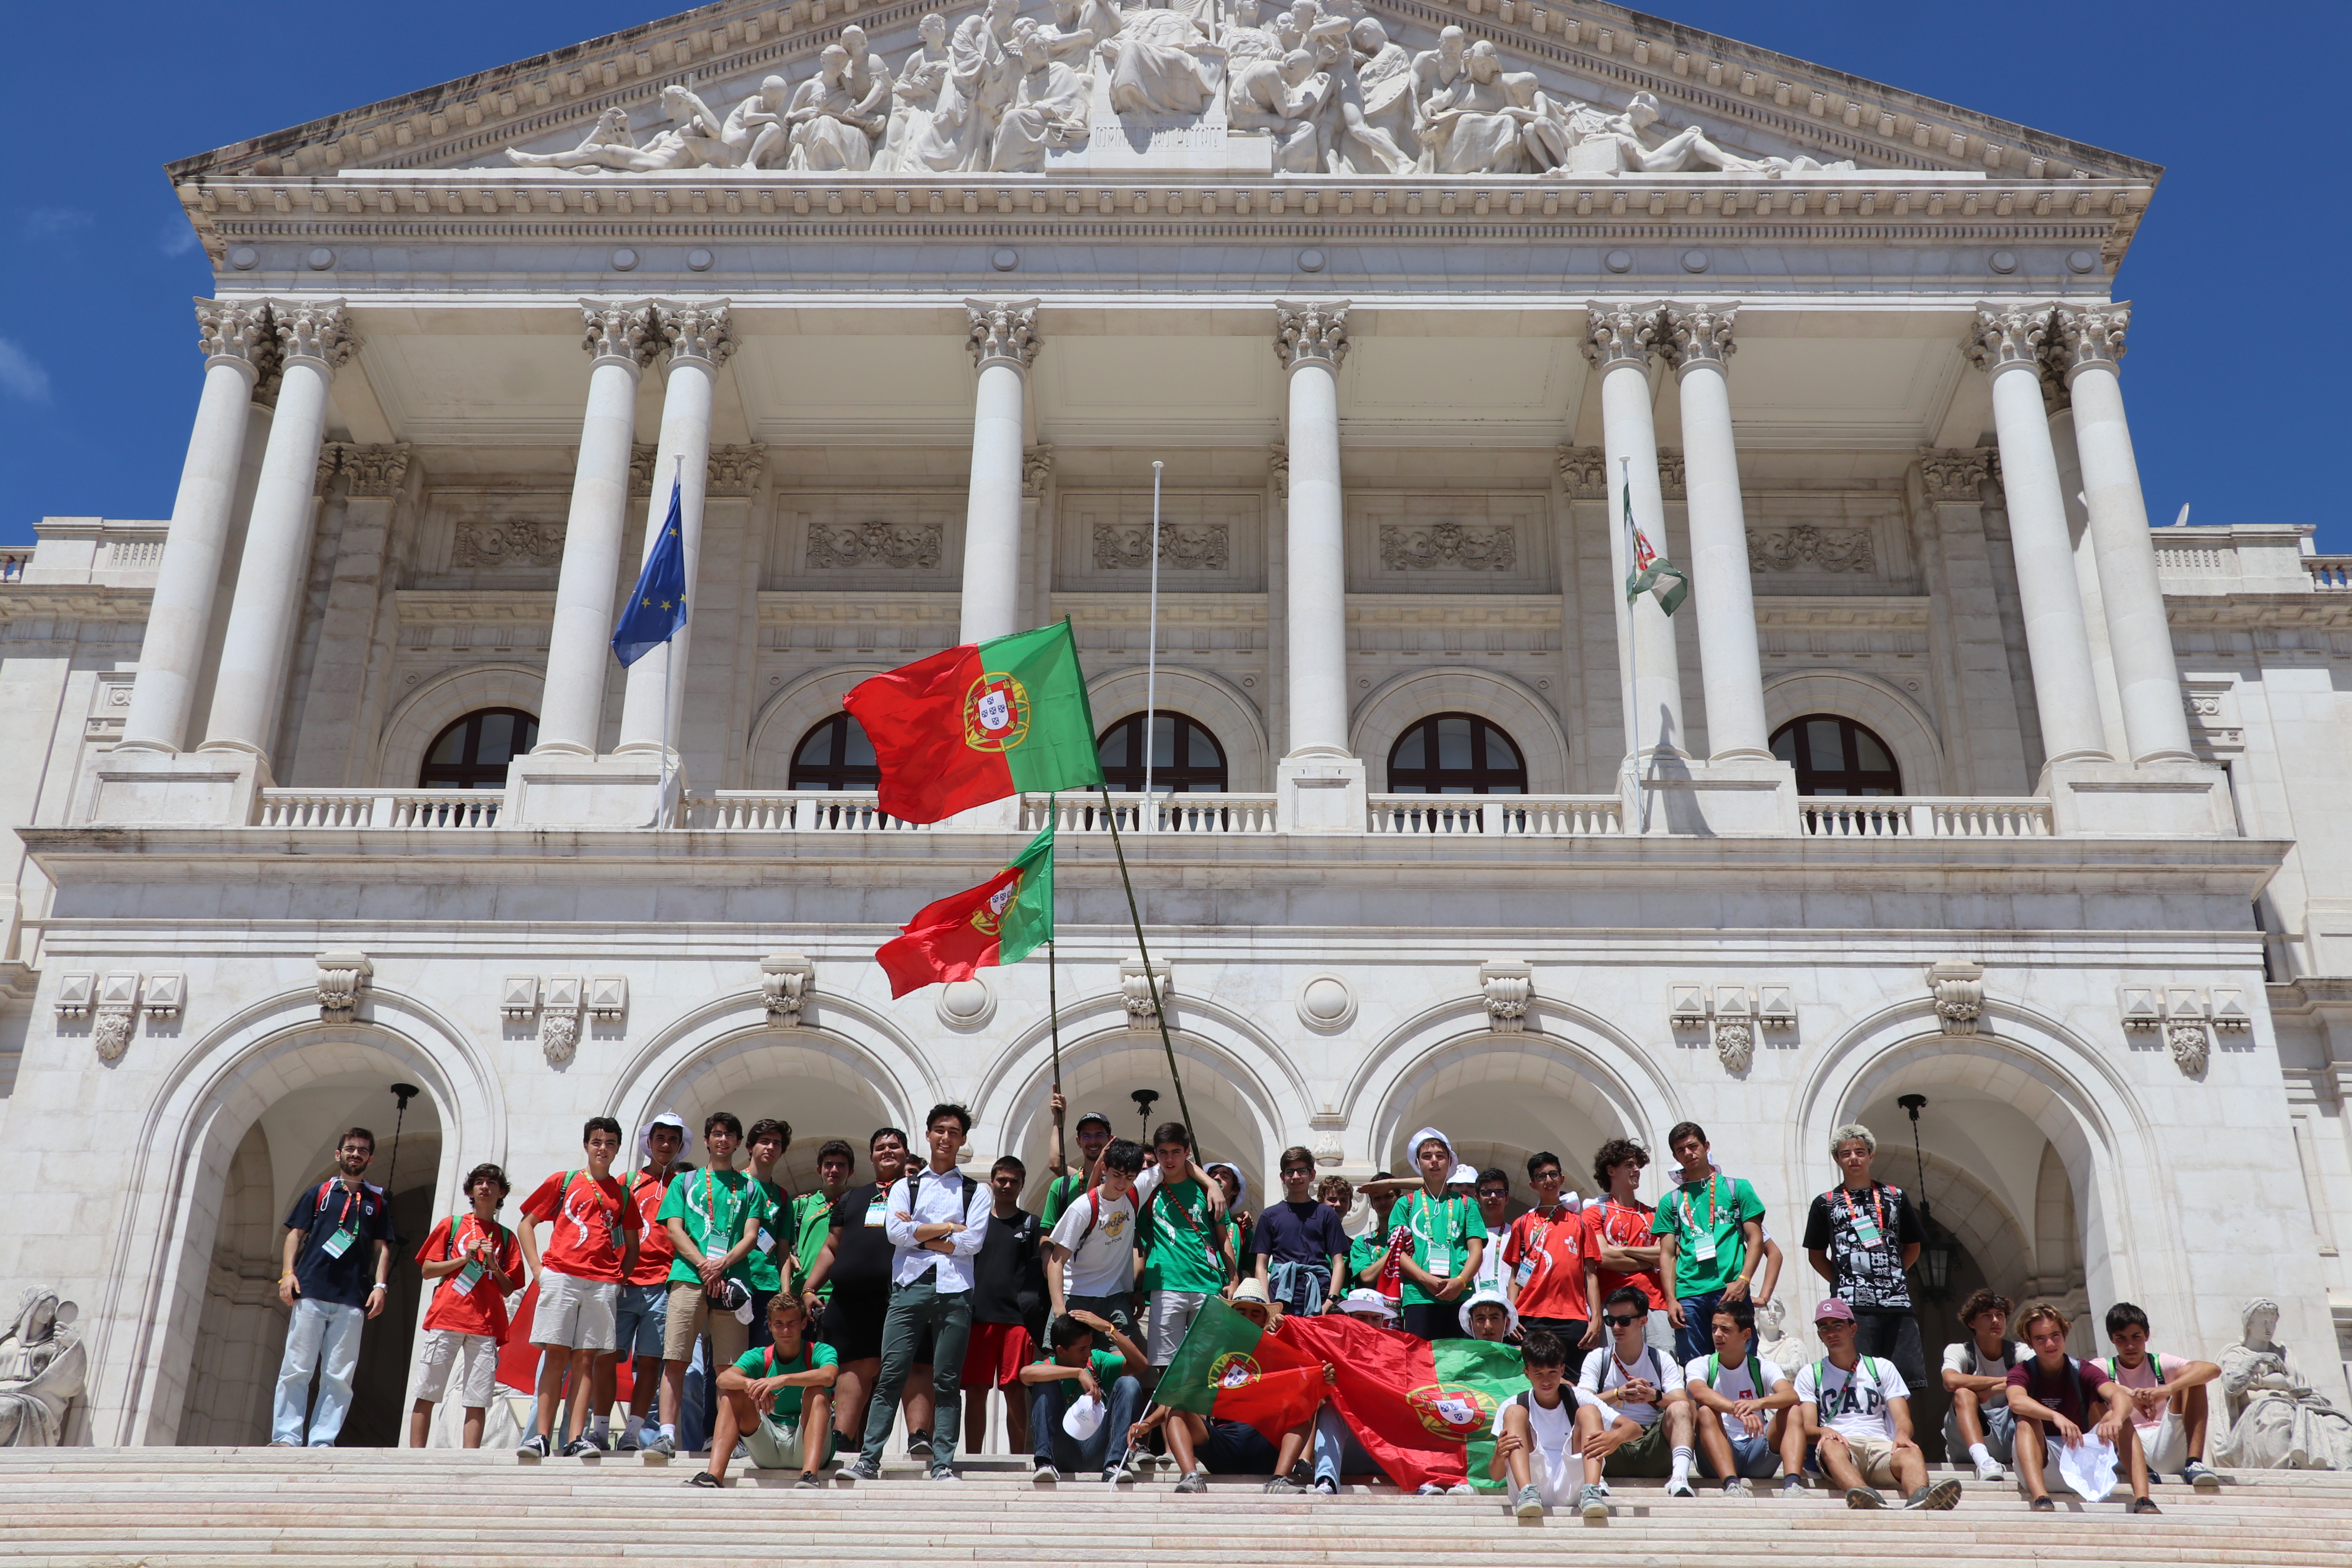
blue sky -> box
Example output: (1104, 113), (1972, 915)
(3, 1), (2343, 549)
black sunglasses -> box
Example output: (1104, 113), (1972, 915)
(1604, 1314), (1642, 1327)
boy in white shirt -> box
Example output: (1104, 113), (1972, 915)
(1043, 1139), (1149, 1345)
(1491, 1329), (1578, 1518)
(1683, 1296), (1794, 1494)
(1569, 1285), (1698, 1518)
(1794, 1297), (1959, 1511)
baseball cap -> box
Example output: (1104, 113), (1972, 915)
(1074, 1109), (1113, 1133)
(1813, 1297), (1857, 1324)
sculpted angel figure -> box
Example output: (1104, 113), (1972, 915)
(991, 18), (1095, 172)
(2210, 1296), (2352, 1470)
(784, 44), (887, 171)
(0, 1291), (83, 1448)
(882, 14), (954, 172)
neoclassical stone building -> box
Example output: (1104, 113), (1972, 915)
(2, 0), (2347, 1449)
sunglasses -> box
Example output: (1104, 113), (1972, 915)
(1604, 1314), (1642, 1328)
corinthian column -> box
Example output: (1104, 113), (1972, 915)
(616, 302), (734, 761)
(1966, 306), (2111, 768)
(119, 300), (275, 754)
(200, 300), (356, 766)
(960, 299), (1040, 646)
(537, 301), (656, 756)
(2053, 303), (2197, 765)
(1276, 300), (1350, 760)
(1663, 303), (1770, 761)
(1585, 304), (1686, 763)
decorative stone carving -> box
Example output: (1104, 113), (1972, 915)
(1713, 1018), (1755, 1073)
(540, 1012), (580, 1067)
(936, 975), (997, 1030)
(1268, 443), (1288, 500)
(139, 973), (184, 1021)
(92, 1009), (134, 1064)
(1296, 973), (1355, 1031)
(2211, 1298), (2352, 1470)
(629, 444), (658, 495)
(1928, 961), (1984, 1036)
(273, 300), (356, 369)
(656, 302), (736, 368)
(586, 976), (628, 1021)
(1122, 956), (1171, 1021)
(1479, 961), (1532, 1034)
(499, 975), (540, 1021)
(0, 1290), (84, 1448)
(706, 445), (766, 497)
(991, 18), (1096, 172)
(1966, 305), (2055, 375)
(1918, 448), (1996, 503)
(315, 449), (342, 497)
(1378, 523), (1515, 572)
(1023, 445), (1056, 499)
(780, 45), (888, 172)
(1556, 447), (1608, 500)
(1583, 303), (1665, 371)
(1095, 523), (1231, 572)
(1275, 300), (1349, 369)
(761, 953), (813, 1024)
(1667, 983), (1707, 1028)
(337, 443), (411, 498)
(194, 299), (270, 374)
(1664, 303), (1737, 370)
(1748, 525), (1874, 574)
(315, 951), (371, 1023)
(1657, 450), (1687, 499)
(2211, 986), (2252, 1031)
(453, 517), (566, 569)
(53, 973), (93, 1020)
(580, 300), (658, 368)
(881, 13), (954, 173)
(2119, 984), (2162, 1031)
(968, 298), (1042, 371)
(1312, 1130), (1344, 1167)
(2165, 1019), (2210, 1077)
(2052, 302), (2130, 381)
(808, 521), (945, 570)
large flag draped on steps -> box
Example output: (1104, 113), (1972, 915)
(1157, 1296), (1330, 1442)
(843, 620), (1105, 823)
(1623, 472), (1690, 616)
(1280, 1315), (1530, 1492)
(875, 823), (1056, 997)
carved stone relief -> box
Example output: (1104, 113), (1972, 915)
(1747, 525), (1874, 574)
(1093, 523), (1231, 572)
(1378, 523), (1516, 572)
(452, 518), (567, 570)
(1353, 492), (1546, 590)
(1060, 490), (1259, 588)
(808, 521), (945, 570)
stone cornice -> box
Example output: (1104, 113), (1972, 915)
(0, 586), (155, 623)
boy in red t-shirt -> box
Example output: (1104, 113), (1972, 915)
(1502, 1150), (1588, 1349)
(1579, 1138), (1669, 1357)
(518, 1117), (641, 1458)
(407, 1162), (524, 1449)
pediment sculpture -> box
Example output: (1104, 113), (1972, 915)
(0, 1288), (84, 1447)
(505, 0), (1858, 179)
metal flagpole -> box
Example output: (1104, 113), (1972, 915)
(1622, 456), (1645, 837)
(1097, 783), (1197, 1151)
(658, 456), (682, 829)
(1047, 795), (1063, 1156)
(1142, 460), (1163, 825)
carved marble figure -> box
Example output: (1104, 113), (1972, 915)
(1417, 40), (1535, 175)
(0, 1290), (83, 1447)
(506, 101), (703, 173)
(914, 0), (1024, 172)
(785, 46), (886, 171)
(1304, 15), (1411, 173)
(1102, 5), (1222, 118)
(1348, 19), (1417, 165)
(882, 14), (955, 173)
(838, 25), (899, 139)
(993, 19), (1096, 172)
(2211, 1297), (2352, 1470)
(1230, 49), (1325, 174)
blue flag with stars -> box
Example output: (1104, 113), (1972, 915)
(612, 479), (687, 667)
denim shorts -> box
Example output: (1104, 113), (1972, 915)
(613, 1282), (668, 1360)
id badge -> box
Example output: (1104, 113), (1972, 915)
(864, 1198), (888, 1228)
(452, 1260), (483, 1296)
(1514, 1256), (1537, 1287)
(321, 1226), (357, 1260)
(1425, 1245), (1452, 1277)
(1692, 1234), (1718, 1264)
(756, 1226), (776, 1252)
(1851, 1214), (1884, 1249)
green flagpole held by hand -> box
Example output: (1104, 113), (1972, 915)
(1098, 783), (1199, 1160)
(1047, 795), (1063, 1159)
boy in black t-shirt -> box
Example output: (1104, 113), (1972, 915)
(962, 1155), (1046, 1453)
(802, 1126), (929, 1450)
(1253, 1145), (1348, 1315)
(1801, 1124), (1928, 1393)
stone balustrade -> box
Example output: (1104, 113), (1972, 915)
(1799, 796), (2054, 838)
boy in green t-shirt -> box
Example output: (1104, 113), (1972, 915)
(656, 1112), (760, 1451)
(1138, 1121), (1235, 1370)
(790, 1139), (857, 1316)
(1041, 1095), (1115, 1227)
(689, 1293), (837, 1489)
(743, 1118), (791, 1344)
(1649, 1122), (1766, 1364)
(1019, 1309), (1145, 1482)
(1361, 1128), (1482, 1341)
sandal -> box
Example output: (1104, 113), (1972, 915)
(2028, 1494), (2056, 1513)
(684, 1471), (722, 1489)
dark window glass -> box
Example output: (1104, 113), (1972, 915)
(789, 713), (881, 790)
(1095, 713), (1228, 793)
(1385, 713), (1528, 795)
(417, 708), (538, 790)
(1770, 714), (1903, 796)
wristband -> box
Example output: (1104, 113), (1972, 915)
(369, 1282), (387, 1292)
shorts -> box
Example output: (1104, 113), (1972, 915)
(1600, 1413), (1675, 1478)
(1201, 1417), (1281, 1475)
(2138, 1410), (2188, 1474)
(1401, 1302), (1466, 1342)
(664, 1279), (752, 1368)
(1524, 1448), (1580, 1506)
(411, 1328), (499, 1406)
(1700, 1430), (1779, 1479)
(962, 1321), (1033, 1392)
(744, 1417), (835, 1472)
(1811, 1429), (1902, 1488)
(612, 1283), (668, 1361)
(533, 1270), (618, 1352)
(821, 1285), (888, 1363)
(1942, 1399), (2017, 1462)
(1519, 1315), (1589, 1350)
(1147, 1291), (1210, 1366)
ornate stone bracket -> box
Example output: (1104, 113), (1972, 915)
(92, 972), (139, 1065)
(1479, 961), (1533, 1034)
(316, 951), (372, 1023)
(762, 952), (812, 1025)
(1927, 961), (1984, 1036)
(540, 974), (582, 1066)
(1669, 981), (1793, 1071)
(1274, 300), (1350, 370)
(1918, 448), (1996, 504)
(2121, 983), (2239, 1077)
(1122, 958), (1171, 1023)
(967, 298), (1041, 373)
(1556, 446), (1608, 500)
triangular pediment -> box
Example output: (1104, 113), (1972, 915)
(165, 0), (2157, 189)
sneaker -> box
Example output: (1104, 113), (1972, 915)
(1665, 1476), (1696, 1499)
(1906, 1479), (1964, 1511)
(1578, 1482), (1610, 1520)
(616, 1425), (642, 1452)
(682, 1471), (720, 1489)
(1315, 1477), (1338, 1496)
(2028, 1494), (2057, 1513)
(1845, 1486), (1886, 1510)
(1975, 1456), (2008, 1482)
(517, 1433), (549, 1460)
(2182, 1460), (2221, 1492)
(1724, 1477), (1751, 1498)
(1416, 1481), (1445, 1495)
(730, 1441), (750, 1464)
(1513, 1483), (1546, 1520)
(559, 1436), (599, 1458)
(1781, 1476), (1805, 1498)
(1174, 1468), (1209, 1495)
(642, 1433), (676, 1459)
(845, 1458), (881, 1481)
(2129, 1495), (2162, 1515)
(1446, 1482), (1475, 1495)
(1263, 1475), (1307, 1494)
(795, 1472), (824, 1490)
(1033, 1464), (1059, 1485)
(929, 1467), (959, 1482)
(1106, 1462), (1136, 1486)
(907, 1430), (935, 1459)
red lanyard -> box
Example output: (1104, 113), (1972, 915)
(319, 1180), (362, 1230)
(1834, 1184), (1886, 1232)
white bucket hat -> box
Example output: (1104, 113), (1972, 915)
(1336, 1288), (1400, 1323)
(1404, 1125), (1462, 1184)
(639, 1111), (696, 1164)
(1205, 1161), (1248, 1211)
(1458, 1285), (1521, 1340)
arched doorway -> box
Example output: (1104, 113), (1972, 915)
(998, 1032), (1274, 1213)
(638, 1028), (910, 1198)
(1371, 1035), (1643, 1208)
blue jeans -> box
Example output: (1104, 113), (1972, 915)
(272, 1298), (364, 1446)
(1314, 1402), (1377, 1486)
(1028, 1373), (1142, 1473)
(1675, 1290), (1724, 1364)
(1702, 1430), (1781, 1479)
(860, 1275), (972, 1471)
(613, 1283), (668, 1362)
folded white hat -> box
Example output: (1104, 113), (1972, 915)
(1061, 1391), (1106, 1442)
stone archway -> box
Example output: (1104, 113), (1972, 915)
(629, 1026), (916, 1198)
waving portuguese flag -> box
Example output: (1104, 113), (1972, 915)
(1281, 1315), (1530, 1492)
(1157, 1296), (1329, 1441)
(876, 824), (1056, 997)
(843, 621), (1105, 824)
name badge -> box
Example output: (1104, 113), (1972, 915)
(756, 1227), (776, 1252)
(1851, 1214), (1884, 1249)
(864, 1198), (888, 1229)
(321, 1226), (357, 1260)
(452, 1260), (483, 1296)
(1425, 1245), (1452, 1277)
(1514, 1256), (1538, 1287)
(1692, 1235), (1718, 1263)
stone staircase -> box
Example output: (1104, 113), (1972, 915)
(4, 1448), (2348, 1566)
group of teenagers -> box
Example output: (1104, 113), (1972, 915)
(269, 1103), (2229, 1518)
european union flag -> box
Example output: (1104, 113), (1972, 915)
(612, 479), (688, 667)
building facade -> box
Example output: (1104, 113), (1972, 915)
(2, 0), (2348, 1449)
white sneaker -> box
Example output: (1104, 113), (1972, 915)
(1513, 1483), (1545, 1519)
(1975, 1456), (2009, 1482)
(1665, 1476), (1696, 1499)
(1032, 1464), (1059, 1485)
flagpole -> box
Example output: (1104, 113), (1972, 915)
(1142, 460), (1163, 828)
(1097, 783), (1197, 1156)
(1621, 455), (1645, 837)
(1047, 797), (1064, 1157)
(659, 456), (681, 829)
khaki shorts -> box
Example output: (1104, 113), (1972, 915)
(533, 1270), (618, 1352)
(1821, 1429), (1902, 1488)
(664, 1279), (752, 1367)
(412, 1328), (499, 1407)
(1600, 1413), (1675, 1478)
(745, 1417), (835, 1472)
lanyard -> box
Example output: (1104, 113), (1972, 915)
(701, 1170), (738, 1232)
(1677, 1175), (1721, 1236)
(1602, 1197), (1649, 1247)
(564, 1171), (620, 1236)
(1409, 1190), (1455, 1242)
(1834, 1183), (1886, 1233)
(320, 1180), (363, 1231)
(1612, 1348), (1654, 1390)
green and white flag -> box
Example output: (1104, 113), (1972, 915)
(1623, 476), (1690, 616)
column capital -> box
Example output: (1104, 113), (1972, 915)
(1658, 449), (1687, 501)
(1917, 447), (1997, 503)
(579, 299), (659, 370)
(1274, 300), (1351, 371)
(193, 298), (270, 383)
(1022, 443), (1056, 499)
(271, 299), (357, 371)
(1662, 303), (1738, 375)
(2053, 300), (2131, 383)
(1966, 303), (2056, 378)
(1556, 446), (1608, 500)
(1583, 302), (1666, 371)
(707, 443), (766, 496)
(655, 300), (736, 369)
(967, 298), (1041, 372)
(339, 443), (412, 498)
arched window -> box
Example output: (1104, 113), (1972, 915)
(417, 708), (537, 789)
(1771, 714), (1903, 796)
(1097, 713), (1228, 793)
(1386, 714), (1527, 795)
(789, 713), (880, 790)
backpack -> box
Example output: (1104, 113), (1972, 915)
(1074, 1184), (1139, 1251)
(1811, 1355), (1890, 1409)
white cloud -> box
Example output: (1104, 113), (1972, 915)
(159, 220), (199, 257)
(0, 338), (54, 403)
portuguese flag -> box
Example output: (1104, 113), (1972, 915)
(1282, 1315), (1530, 1492)
(875, 824), (1055, 998)
(1157, 1295), (1328, 1441)
(843, 621), (1105, 824)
